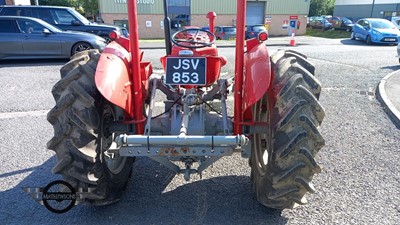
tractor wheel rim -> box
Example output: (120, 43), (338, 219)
(74, 44), (90, 54)
(253, 96), (270, 176)
(102, 105), (127, 174)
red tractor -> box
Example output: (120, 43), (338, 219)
(47, 0), (325, 209)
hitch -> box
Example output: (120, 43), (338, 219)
(106, 134), (250, 181)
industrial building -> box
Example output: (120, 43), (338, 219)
(99, 0), (311, 39)
(334, 0), (400, 21)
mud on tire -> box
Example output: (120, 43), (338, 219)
(47, 50), (134, 205)
(251, 49), (325, 209)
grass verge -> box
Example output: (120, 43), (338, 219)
(306, 28), (351, 39)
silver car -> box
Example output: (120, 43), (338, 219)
(215, 26), (236, 40)
(0, 16), (106, 60)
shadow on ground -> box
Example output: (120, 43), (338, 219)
(380, 65), (400, 71)
(340, 39), (398, 47)
(0, 59), (68, 68)
(0, 157), (288, 225)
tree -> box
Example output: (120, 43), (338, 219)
(30, 0), (99, 16)
(81, 0), (99, 15)
(30, 0), (75, 7)
(309, 0), (335, 16)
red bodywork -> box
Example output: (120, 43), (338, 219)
(242, 39), (271, 121)
(95, 39), (152, 121)
(94, 0), (271, 135)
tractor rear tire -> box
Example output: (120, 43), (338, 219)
(250, 49), (325, 209)
(47, 49), (134, 205)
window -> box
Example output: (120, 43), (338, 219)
(36, 9), (55, 24)
(0, 8), (19, 16)
(17, 19), (45, 34)
(252, 25), (266, 32)
(50, 9), (76, 25)
(0, 19), (19, 33)
(1, 8), (38, 19)
(223, 27), (236, 32)
(370, 20), (395, 29)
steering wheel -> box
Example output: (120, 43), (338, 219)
(171, 28), (216, 49)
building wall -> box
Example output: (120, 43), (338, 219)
(99, 0), (309, 38)
(190, 0), (237, 14)
(100, 0), (310, 15)
(334, 3), (400, 20)
(100, 0), (163, 14)
(267, 15), (307, 36)
(336, 0), (400, 5)
(266, 0), (310, 15)
(102, 13), (166, 39)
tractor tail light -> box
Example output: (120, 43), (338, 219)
(258, 31), (268, 41)
(109, 31), (119, 40)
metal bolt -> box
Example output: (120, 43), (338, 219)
(202, 150), (206, 153)
(128, 150), (132, 154)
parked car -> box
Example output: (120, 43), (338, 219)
(329, 16), (355, 32)
(321, 15), (332, 20)
(245, 24), (267, 40)
(214, 26), (236, 40)
(0, 16), (106, 60)
(307, 16), (320, 27)
(351, 18), (400, 45)
(309, 18), (333, 30)
(201, 26), (210, 31)
(391, 16), (400, 30)
(397, 42), (400, 63)
(0, 5), (127, 42)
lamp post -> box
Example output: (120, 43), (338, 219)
(370, 0), (376, 17)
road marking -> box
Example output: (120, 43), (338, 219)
(322, 87), (346, 91)
(0, 110), (48, 119)
(0, 95), (234, 120)
(367, 87), (375, 101)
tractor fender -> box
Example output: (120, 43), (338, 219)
(242, 42), (271, 119)
(95, 42), (134, 118)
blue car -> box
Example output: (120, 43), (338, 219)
(351, 18), (400, 45)
(245, 24), (267, 40)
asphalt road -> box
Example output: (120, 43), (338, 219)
(0, 37), (399, 224)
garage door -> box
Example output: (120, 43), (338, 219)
(246, 1), (265, 25)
